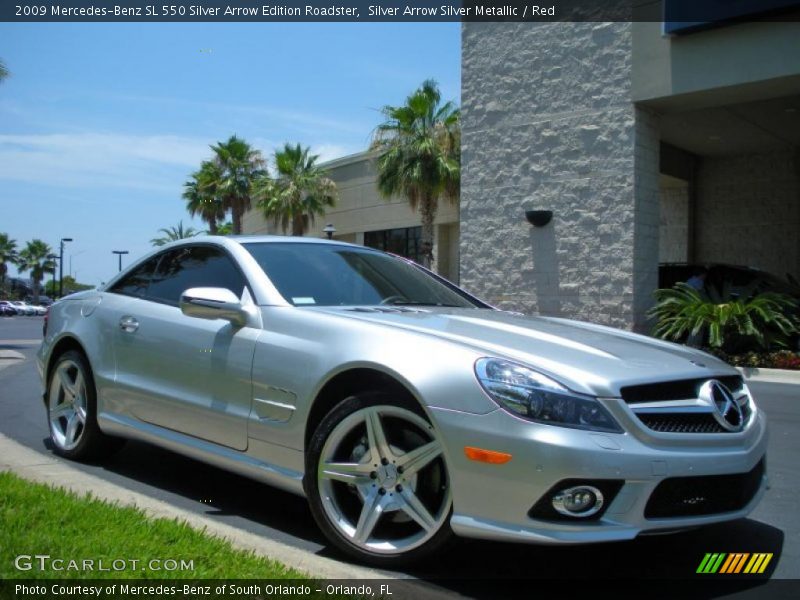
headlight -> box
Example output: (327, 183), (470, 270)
(474, 358), (622, 433)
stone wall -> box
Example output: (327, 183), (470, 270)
(696, 150), (800, 280)
(461, 22), (660, 330)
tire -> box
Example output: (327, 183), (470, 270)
(305, 391), (453, 566)
(46, 350), (123, 461)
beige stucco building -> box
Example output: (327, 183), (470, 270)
(242, 151), (462, 283)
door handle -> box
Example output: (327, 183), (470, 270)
(119, 316), (139, 333)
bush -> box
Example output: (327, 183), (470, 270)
(648, 283), (798, 353)
(706, 349), (800, 371)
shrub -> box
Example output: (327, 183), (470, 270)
(772, 352), (800, 370)
(707, 349), (800, 370)
(648, 283), (798, 353)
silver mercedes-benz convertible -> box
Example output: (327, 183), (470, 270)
(37, 236), (767, 565)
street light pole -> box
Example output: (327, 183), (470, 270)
(112, 250), (129, 272)
(59, 238), (73, 298)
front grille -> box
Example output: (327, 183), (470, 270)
(645, 459), (765, 519)
(637, 413), (728, 434)
(621, 376), (743, 404)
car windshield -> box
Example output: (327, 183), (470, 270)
(243, 242), (484, 308)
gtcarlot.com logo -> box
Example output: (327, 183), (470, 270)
(14, 555), (195, 572)
(697, 553), (773, 574)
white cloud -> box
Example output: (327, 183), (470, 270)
(0, 132), (361, 195)
(106, 92), (370, 136)
(313, 143), (359, 163)
(0, 132), (212, 192)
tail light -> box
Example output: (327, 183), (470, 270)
(43, 306), (50, 337)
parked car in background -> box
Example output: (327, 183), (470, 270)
(39, 237), (767, 565)
(26, 295), (53, 307)
(659, 263), (800, 301)
(0, 302), (17, 316)
(10, 301), (36, 316)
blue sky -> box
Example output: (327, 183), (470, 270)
(0, 22), (460, 286)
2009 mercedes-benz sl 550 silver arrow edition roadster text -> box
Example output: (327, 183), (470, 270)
(38, 236), (767, 565)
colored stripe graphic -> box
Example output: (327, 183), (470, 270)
(720, 553), (749, 573)
(699, 553), (773, 574)
(697, 553), (713, 573)
(743, 553), (774, 574)
(697, 553), (726, 573)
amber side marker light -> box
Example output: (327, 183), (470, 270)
(464, 446), (512, 464)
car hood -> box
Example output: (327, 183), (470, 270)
(310, 307), (736, 397)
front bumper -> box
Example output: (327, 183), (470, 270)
(432, 405), (768, 544)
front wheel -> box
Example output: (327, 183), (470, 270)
(305, 392), (453, 566)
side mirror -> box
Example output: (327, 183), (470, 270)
(180, 287), (249, 326)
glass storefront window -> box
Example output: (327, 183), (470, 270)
(364, 227), (422, 263)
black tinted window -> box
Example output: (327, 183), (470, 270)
(243, 242), (481, 308)
(146, 246), (247, 305)
(109, 255), (161, 298)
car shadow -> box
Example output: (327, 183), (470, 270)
(64, 439), (327, 547)
(47, 437), (785, 594)
(403, 520), (783, 597)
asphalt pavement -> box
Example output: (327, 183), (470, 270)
(1, 315), (798, 594)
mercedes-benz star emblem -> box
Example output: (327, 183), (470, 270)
(699, 380), (744, 432)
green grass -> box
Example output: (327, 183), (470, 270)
(0, 471), (309, 579)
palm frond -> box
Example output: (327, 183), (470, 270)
(256, 143), (338, 236)
(150, 221), (201, 246)
(649, 282), (799, 352)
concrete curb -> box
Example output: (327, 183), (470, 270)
(738, 367), (800, 385)
(0, 349), (25, 373)
(0, 433), (394, 581)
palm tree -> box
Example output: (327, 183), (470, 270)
(0, 233), (19, 292)
(0, 60), (8, 83)
(370, 79), (460, 268)
(184, 161), (226, 235)
(216, 221), (234, 235)
(256, 143), (337, 236)
(150, 221), (201, 246)
(17, 239), (55, 302)
(210, 136), (267, 235)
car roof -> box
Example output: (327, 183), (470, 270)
(147, 235), (365, 255)
(220, 234), (358, 246)
(101, 235), (375, 307)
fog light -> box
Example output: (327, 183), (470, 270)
(552, 485), (604, 517)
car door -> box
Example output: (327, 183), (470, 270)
(108, 244), (258, 451)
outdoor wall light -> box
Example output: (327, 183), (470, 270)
(525, 210), (553, 227)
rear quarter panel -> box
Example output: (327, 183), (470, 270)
(40, 292), (120, 411)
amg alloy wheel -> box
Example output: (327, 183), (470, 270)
(306, 392), (453, 565)
(47, 350), (122, 460)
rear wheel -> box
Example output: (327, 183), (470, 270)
(306, 391), (453, 566)
(47, 350), (122, 461)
